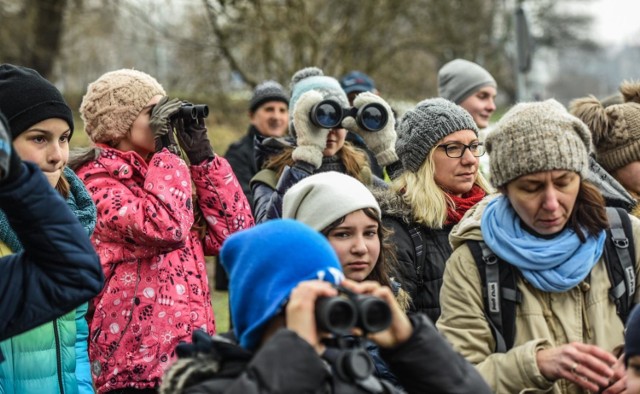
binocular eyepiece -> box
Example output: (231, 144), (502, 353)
(176, 102), (209, 121)
(315, 286), (392, 335)
(309, 99), (389, 132)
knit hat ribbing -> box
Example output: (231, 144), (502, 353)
(570, 88), (640, 173)
(487, 99), (591, 188)
(395, 98), (478, 173)
(80, 69), (165, 145)
(221, 219), (344, 351)
(0, 64), (74, 139)
(283, 171), (380, 231)
(249, 80), (289, 113)
(438, 59), (497, 105)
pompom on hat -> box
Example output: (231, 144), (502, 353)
(395, 98), (478, 173)
(221, 219), (344, 351)
(0, 64), (74, 139)
(488, 99), (591, 188)
(80, 69), (165, 145)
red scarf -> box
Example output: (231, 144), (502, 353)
(446, 185), (486, 224)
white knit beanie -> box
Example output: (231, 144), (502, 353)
(283, 172), (381, 231)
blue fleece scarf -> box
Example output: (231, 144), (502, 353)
(480, 196), (606, 292)
(0, 167), (96, 251)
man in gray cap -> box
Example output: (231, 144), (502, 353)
(225, 80), (289, 206)
(437, 59), (497, 129)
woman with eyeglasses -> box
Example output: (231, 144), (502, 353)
(373, 98), (492, 321)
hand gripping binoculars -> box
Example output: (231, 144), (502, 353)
(309, 99), (389, 132)
(315, 286), (392, 335)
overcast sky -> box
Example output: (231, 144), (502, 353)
(587, 0), (640, 46)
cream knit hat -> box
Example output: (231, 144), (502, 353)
(80, 69), (165, 144)
(283, 171), (380, 231)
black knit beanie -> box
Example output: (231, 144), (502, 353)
(0, 64), (74, 139)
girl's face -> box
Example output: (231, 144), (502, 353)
(505, 170), (580, 236)
(432, 129), (480, 196)
(458, 86), (497, 129)
(115, 95), (162, 159)
(326, 209), (380, 282)
(13, 118), (71, 187)
(323, 128), (347, 157)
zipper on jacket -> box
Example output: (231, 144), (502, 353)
(53, 318), (65, 394)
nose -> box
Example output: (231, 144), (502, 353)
(486, 97), (496, 113)
(460, 146), (478, 165)
(48, 142), (63, 164)
(351, 235), (367, 255)
(541, 186), (560, 211)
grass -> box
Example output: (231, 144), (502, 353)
(212, 290), (230, 333)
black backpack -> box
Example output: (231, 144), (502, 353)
(467, 207), (636, 353)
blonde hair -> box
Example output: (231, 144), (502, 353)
(391, 147), (492, 228)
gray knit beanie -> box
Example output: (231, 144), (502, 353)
(80, 69), (165, 145)
(283, 171), (380, 231)
(249, 80), (289, 113)
(487, 99), (591, 188)
(395, 98), (478, 173)
(438, 59), (497, 104)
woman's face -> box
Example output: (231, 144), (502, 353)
(458, 86), (497, 129)
(325, 209), (380, 282)
(116, 95), (163, 159)
(432, 129), (480, 196)
(323, 127), (347, 157)
(13, 118), (71, 187)
(505, 170), (581, 236)
(612, 161), (640, 196)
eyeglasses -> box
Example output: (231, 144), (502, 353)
(436, 142), (486, 158)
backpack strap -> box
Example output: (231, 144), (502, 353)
(468, 240), (522, 353)
(604, 207), (636, 323)
(249, 168), (278, 190)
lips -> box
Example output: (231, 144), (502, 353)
(347, 262), (370, 270)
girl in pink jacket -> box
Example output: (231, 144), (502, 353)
(71, 69), (254, 393)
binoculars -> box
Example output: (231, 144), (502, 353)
(175, 102), (209, 121)
(309, 99), (389, 132)
(315, 287), (392, 335)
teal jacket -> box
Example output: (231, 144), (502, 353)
(0, 168), (97, 394)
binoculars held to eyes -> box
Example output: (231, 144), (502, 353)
(309, 99), (389, 132)
(315, 286), (392, 335)
(174, 102), (209, 121)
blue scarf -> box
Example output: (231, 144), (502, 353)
(480, 196), (606, 292)
(0, 167), (96, 251)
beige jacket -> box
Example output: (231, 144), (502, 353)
(437, 194), (640, 394)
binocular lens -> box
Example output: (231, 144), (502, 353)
(356, 296), (392, 333)
(315, 297), (357, 334)
(178, 104), (210, 120)
(312, 101), (342, 129)
(357, 103), (388, 132)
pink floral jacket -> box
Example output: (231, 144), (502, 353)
(75, 146), (253, 392)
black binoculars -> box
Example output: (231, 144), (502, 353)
(309, 99), (388, 132)
(175, 102), (209, 121)
(315, 287), (391, 335)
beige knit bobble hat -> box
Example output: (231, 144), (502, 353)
(80, 69), (165, 144)
(570, 81), (640, 173)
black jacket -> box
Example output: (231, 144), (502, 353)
(373, 188), (452, 323)
(164, 314), (491, 394)
(224, 126), (260, 207)
(0, 162), (103, 342)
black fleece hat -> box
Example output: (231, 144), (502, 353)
(0, 64), (74, 139)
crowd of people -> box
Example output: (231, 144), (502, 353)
(2, 57), (640, 394)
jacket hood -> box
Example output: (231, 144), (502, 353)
(370, 186), (414, 225)
(449, 193), (500, 250)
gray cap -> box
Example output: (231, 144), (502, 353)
(395, 98), (478, 173)
(438, 59), (497, 104)
(249, 80), (289, 112)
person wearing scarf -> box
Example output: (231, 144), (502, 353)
(437, 99), (638, 393)
(374, 98), (491, 322)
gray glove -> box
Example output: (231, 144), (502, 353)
(342, 92), (398, 167)
(150, 97), (182, 155)
(291, 90), (330, 169)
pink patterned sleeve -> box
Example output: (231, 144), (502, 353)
(84, 151), (194, 255)
(190, 155), (255, 255)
